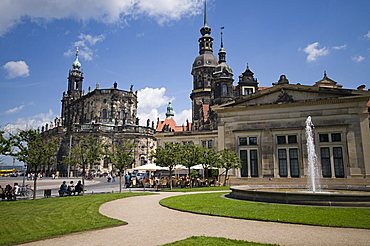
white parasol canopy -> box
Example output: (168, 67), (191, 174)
(134, 163), (168, 171)
(191, 164), (218, 169)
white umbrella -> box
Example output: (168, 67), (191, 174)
(191, 164), (218, 169)
(190, 164), (204, 169)
(174, 164), (187, 170)
(134, 163), (168, 171)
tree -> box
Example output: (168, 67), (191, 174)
(218, 148), (241, 186)
(152, 142), (181, 190)
(0, 130), (11, 165)
(72, 135), (104, 194)
(11, 130), (45, 199)
(42, 137), (59, 177)
(199, 147), (220, 179)
(109, 139), (135, 192)
(181, 144), (202, 187)
(0, 130), (11, 156)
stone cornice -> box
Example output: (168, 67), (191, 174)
(213, 94), (370, 114)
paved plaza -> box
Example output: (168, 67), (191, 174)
(23, 191), (370, 246)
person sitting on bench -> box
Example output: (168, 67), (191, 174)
(58, 181), (68, 196)
(74, 181), (83, 195)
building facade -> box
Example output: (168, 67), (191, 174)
(155, 2), (370, 180)
(43, 50), (157, 175)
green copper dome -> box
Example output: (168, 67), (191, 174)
(72, 48), (81, 70)
(165, 102), (174, 118)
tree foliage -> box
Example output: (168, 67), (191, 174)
(199, 147), (220, 178)
(108, 139), (135, 192)
(218, 148), (241, 186)
(65, 135), (104, 193)
(0, 130), (11, 156)
(152, 142), (182, 189)
(10, 129), (59, 199)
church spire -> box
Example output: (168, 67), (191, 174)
(203, 0), (207, 27)
(218, 27), (226, 63)
(199, 0), (213, 54)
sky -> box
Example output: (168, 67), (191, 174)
(0, 0), (369, 142)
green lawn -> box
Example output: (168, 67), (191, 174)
(0, 192), (150, 246)
(162, 186), (230, 192)
(160, 192), (370, 229)
(164, 236), (275, 246)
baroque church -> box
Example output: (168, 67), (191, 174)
(42, 49), (157, 175)
(155, 2), (370, 180)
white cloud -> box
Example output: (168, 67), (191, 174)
(365, 30), (370, 40)
(64, 33), (105, 61)
(174, 109), (192, 125)
(352, 55), (365, 63)
(136, 32), (145, 38)
(303, 42), (329, 62)
(3, 109), (56, 133)
(137, 87), (176, 126)
(5, 105), (24, 114)
(332, 44), (347, 50)
(3, 60), (30, 79)
(0, 0), (202, 37)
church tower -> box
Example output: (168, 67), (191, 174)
(212, 27), (234, 105)
(67, 48), (84, 99)
(61, 48), (84, 129)
(190, 0), (218, 130)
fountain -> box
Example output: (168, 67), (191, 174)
(305, 116), (320, 192)
(227, 116), (370, 207)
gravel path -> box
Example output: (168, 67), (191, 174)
(24, 192), (370, 246)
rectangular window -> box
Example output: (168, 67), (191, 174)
(250, 150), (258, 177)
(319, 134), (329, 142)
(288, 135), (297, 144)
(239, 137), (248, 146)
(202, 140), (207, 148)
(333, 147), (344, 178)
(320, 147), (332, 177)
(331, 133), (341, 142)
(278, 149), (288, 177)
(289, 148), (299, 177)
(277, 136), (286, 144)
(207, 140), (213, 149)
(249, 137), (257, 145)
(240, 150), (248, 177)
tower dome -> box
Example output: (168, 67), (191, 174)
(72, 48), (81, 70)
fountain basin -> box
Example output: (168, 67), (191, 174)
(228, 186), (370, 207)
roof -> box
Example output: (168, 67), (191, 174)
(314, 72), (343, 89)
(156, 117), (184, 132)
(213, 83), (370, 109)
